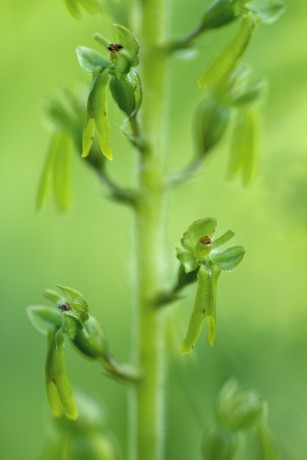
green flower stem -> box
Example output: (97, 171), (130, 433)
(155, 268), (198, 307)
(98, 167), (137, 206)
(165, 26), (204, 53)
(131, 1), (168, 460)
(85, 150), (137, 206)
(167, 155), (205, 188)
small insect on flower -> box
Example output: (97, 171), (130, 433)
(199, 236), (213, 245)
(108, 43), (123, 52)
(58, 302), (71, 312)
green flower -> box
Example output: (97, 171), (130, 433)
(178, 218), (245, 353)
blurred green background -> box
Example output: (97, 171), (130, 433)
(1, 0), (307, 458)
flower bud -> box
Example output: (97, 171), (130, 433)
(202, 427), (238, 460)
(66, 434), (118, 460)
(215, 380), (267, 432)
(200, 0), (244, 31)
(255, 425), (279, 459)
(195, 98), (231, 157)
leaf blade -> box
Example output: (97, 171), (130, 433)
(181, 265), (210, 354)
(64, 0), (81, 19)
(76, 46), (111, 74)
(228, 108), (259, 184)
(45, 329), (78, 420)
(81, 115), (96, 158)
(88, 70), (113, 160)
(246, 0), (286, 25)
(212, 230), (235, 250)
(210, 246), (245, 271)
(197, 16), (255, 88)
(36, 133), (60, 211)
(27, 305), (62, 335)
(114, 23), (140, 67)
(53, 132), (73, 211)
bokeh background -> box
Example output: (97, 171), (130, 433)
(1, 0), (307, 458)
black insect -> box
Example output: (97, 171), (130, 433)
(58, 301), (71, 312)
(107, 43), (123, 52)
(199, 236), (213, 245)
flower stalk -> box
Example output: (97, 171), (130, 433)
(131, 1), (169, 459)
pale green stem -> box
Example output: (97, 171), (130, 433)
(130, 1), (169, 460)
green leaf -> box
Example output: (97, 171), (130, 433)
(231, 78), (267, 107)
(210, 246), (245, 271)
(64, 0), (81, 19)
(88, 70), (113, 160)
(78, 0), (101, 15)
(206, 265), (219, 346)
(76, 47), (111, 74)
(53, 132), (73, 212)
(36, 133), (59, 210)
(228, 108), (259, 185)
(62, 313), (81, 339)
(176, 249), (198, 273)
(46, 97), (76, 133)
(181, 265), (211, 354)
(57, 285), (85, 303)
(93, 33), (112, 49)
(202, 427), (238, 460)
(46, 328), (78, 419)
(256, 426), (279, 460)
(200, 0), (244, 31)
(197, 16), (255, 88)
(181, 218), (217, 253)
(113, 24), (140, 67)
(212, 230), (235, 249)
(27, 306), (62, 335)
(195, 98), (231, 156)
(240, 109), (259, 183)
(206, 269), (216, 319)
(81, 115), (95, 158)
(246, 0), (285, 24)
(207, 316), (216, 347)
(57, 285), (89, 322)
(227, 114), (245, 179)
(43, 288), (63, 304)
